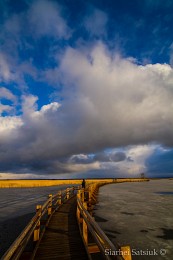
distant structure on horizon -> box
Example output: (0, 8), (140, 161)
(140, 173), (146, 179)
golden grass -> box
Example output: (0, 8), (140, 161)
(0, 178), (149, 188)
(0, 179), (81, 188)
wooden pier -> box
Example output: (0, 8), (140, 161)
(34, 196), (88, 260)
(2, 181), (133, 260)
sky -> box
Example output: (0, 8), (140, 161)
(0, 0), (173, 179)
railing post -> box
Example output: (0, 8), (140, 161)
(77, 191), (82, 223)
(83, 202), (88, 245)
(87, 187), (92, 216)
(76, 191), (80, 223)
(88, 186), (91, 203)
(57, 190), (62, 205)
(66, 188), (70, 199)
(33, 205), (42, 241)
(48, 194), (52, 215)
(81, 188), (84, 202)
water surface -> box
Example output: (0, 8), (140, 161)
(0, 185), (70, 221)
(94, 180), (173, 260)
(0, 184), (72, 257)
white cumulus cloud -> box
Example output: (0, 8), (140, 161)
(1, 43), (173, 175)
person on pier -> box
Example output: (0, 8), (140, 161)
(82, 179), (86, 189)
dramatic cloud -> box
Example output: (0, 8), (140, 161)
(69, 151), (126, 164)
(0, 42), (173, 174)
(94, 151), (126, 162)
(125, 145), (155, 175)
(59, 43), (173, 148)
(69, 154), (94, 164)
(0, 0), (173, 177)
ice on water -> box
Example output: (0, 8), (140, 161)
(94, 180), (173, 260)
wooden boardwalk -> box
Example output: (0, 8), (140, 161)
(33, 196), (88, 260)
(2, 183), (133, 260)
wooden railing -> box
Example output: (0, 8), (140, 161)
(76, 184), (132, 260)
(2, 187), (76, 260)
(2, 181), (133, 260)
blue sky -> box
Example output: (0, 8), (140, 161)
(0, 0), (173, 179)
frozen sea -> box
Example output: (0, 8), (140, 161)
(93, 179), (173, 260)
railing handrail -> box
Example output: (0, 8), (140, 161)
(77, 193), (124, 260)
(76, 181), (132, 259)
(2, 186), (76, 260)
(77, 197), (120, 250)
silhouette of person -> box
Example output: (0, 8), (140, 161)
(82, 179), (86, 189)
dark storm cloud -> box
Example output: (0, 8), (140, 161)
(69, 151), (126, 164)
(94, 152), (126, 162)
(1, 43), (173, 174)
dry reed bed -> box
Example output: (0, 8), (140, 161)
(0, 178), (149, 188)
